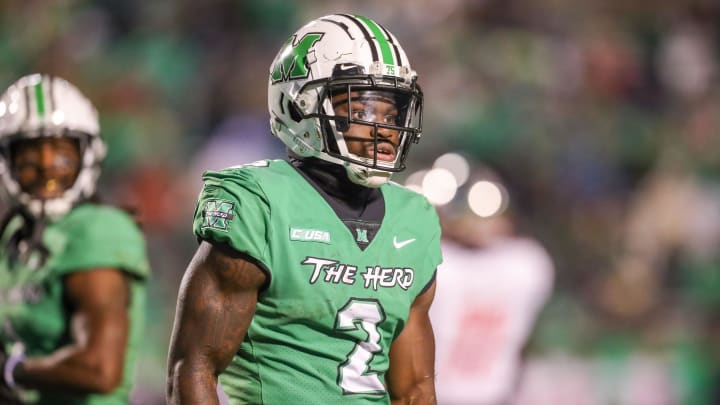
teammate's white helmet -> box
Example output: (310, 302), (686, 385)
(268, 14), (423, 187)
(0, 74), (107, 219)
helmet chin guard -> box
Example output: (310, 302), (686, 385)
(345, 163), (392, 188)
(268, 14), (424, 187)
(0, 74), (106, 220)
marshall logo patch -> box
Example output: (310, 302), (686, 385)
(202, 199), (235, 231)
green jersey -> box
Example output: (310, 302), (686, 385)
(0, 203), (150, 405)
(193, 160), (442, 404)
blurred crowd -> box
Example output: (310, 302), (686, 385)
(1, 0), (718, 403)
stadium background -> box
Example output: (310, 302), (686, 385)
(1, 1), (718, 403)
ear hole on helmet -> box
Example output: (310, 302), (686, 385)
(288, 100), (303, 122)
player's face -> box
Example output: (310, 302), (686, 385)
(332, 91), (401, 162)
(11, 137), (81, 199)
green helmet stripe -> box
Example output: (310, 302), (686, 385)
(34, 81), (45, 117)
(354, 15), (395, 65)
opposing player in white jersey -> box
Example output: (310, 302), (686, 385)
(429, 166), (554, 405)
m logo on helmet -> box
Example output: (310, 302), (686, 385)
(271, 33), (324, 83)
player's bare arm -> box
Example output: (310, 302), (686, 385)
(387, 279), (437, 405)
(167, 240), (266, 405)
(12, 268), (130, 394)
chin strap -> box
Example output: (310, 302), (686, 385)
(3, 342), (25, 392)
(291, 154), (393, 188)
(0, 206), (50, 269)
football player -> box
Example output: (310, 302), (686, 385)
(430, 166), (554, 404)
(0, 74), (149, 404)
(167, 14), (441, 404)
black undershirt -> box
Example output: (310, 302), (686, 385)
(290, 158), (384, 250)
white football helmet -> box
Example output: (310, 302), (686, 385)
(0, 74), (107, 219)
(268, 14), (423, 187)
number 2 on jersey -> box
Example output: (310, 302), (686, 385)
(334, 298), (387, 395)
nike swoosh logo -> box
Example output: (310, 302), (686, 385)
(393, 237), (416, 249)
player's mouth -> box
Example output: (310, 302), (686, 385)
(22, 176), (72, 199)
(367, 142), (396, 162)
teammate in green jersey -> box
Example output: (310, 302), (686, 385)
(0, 74), (150, 404)
(167, 14), (441, 405)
